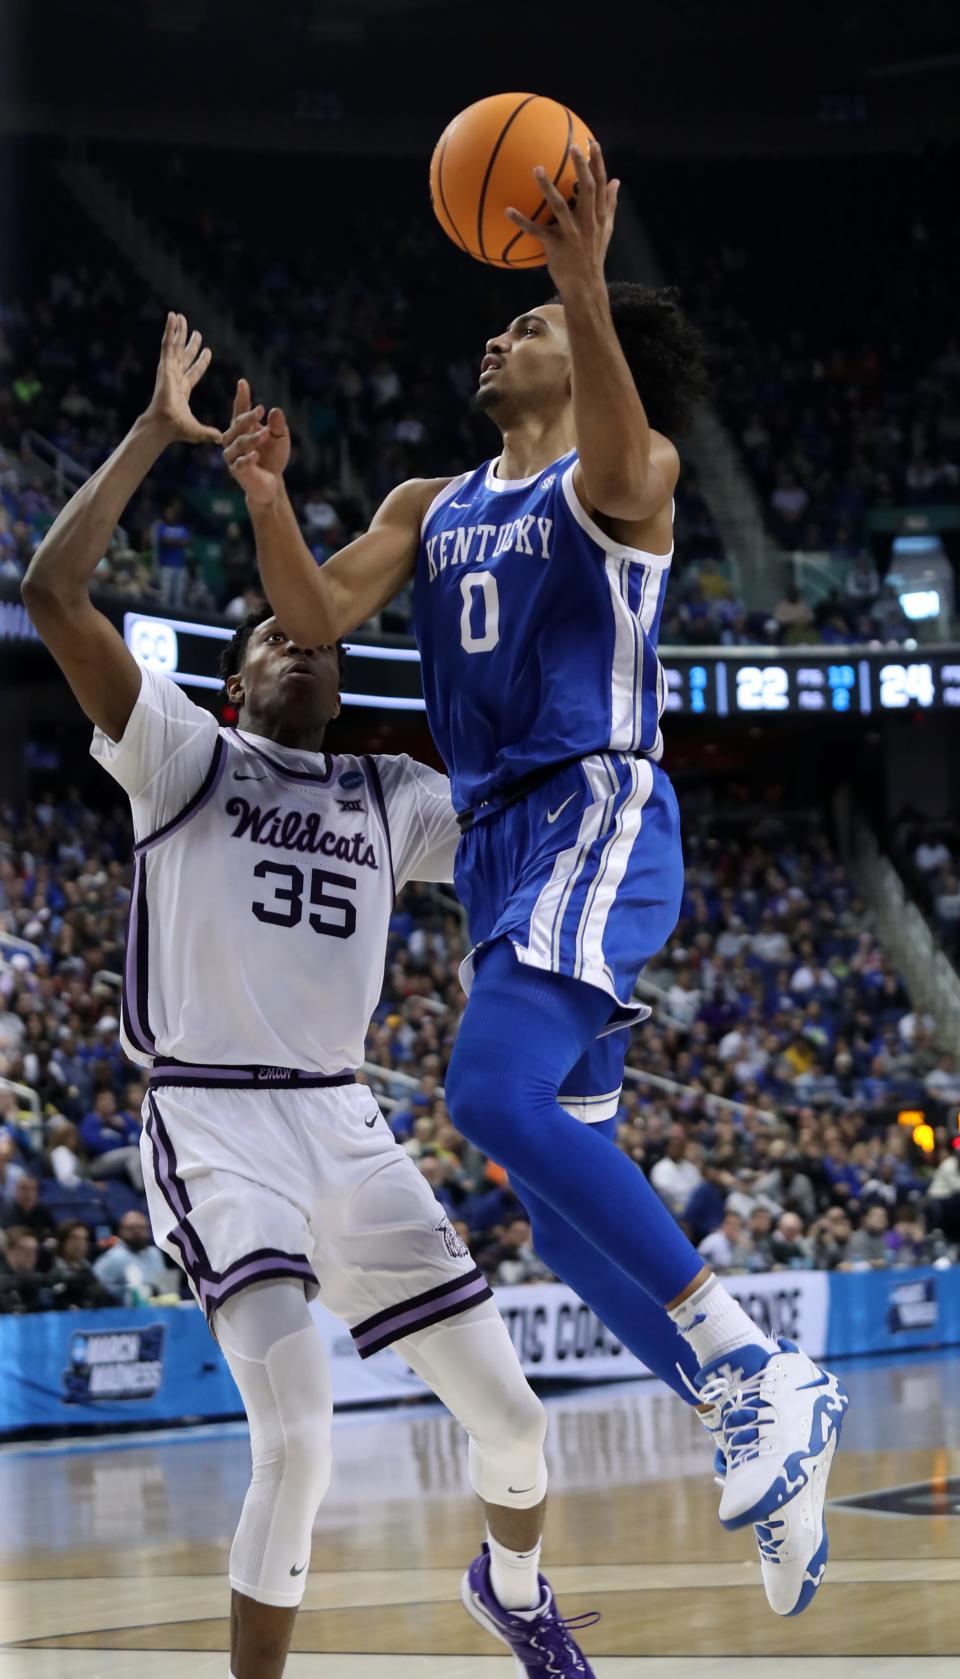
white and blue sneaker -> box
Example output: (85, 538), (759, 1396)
(700, 1388), (838, 1615)
(695, 1337), (848, 1614)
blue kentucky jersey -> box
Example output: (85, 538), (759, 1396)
(413, 449), (673, 812)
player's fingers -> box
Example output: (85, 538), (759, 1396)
(186, 344), (213, 389)
(588, 138), (607, 193)
(534, 167), (574, 222)
(606, 180), (621, 218)
(175, 313), (187, 351)
(198, 424), (223, 444)
(182, 328), (202, 368)
(569, 146), (596, 208)
(223, 430), (263, 464)
(232, 377), (251, 422)
(161, 311), (176, 355)
(506, 206), (556, 240)
(222, 406), (265, 446)
(266, 406), (288, 434)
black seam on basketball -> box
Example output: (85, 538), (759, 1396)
(501, 102), (573, 265)
(476, 93), (538, 264)
(435, 135), (469, 254)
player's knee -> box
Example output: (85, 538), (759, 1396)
(263, 1327), (333, 1507)
(446, 1037), (547, 1154)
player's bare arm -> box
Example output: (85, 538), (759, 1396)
(21, 313), (221, 741)
(223, 380), (451, 643)
(507, 141), (679, 543)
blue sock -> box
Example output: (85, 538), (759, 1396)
(445, 941), (705, 1308)
(512, 1142), (700, 1406)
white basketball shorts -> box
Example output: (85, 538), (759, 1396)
(140, 1061), (490, 1356)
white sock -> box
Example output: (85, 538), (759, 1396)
(668, 1274), (778, 1369)
(486, 1528), (543, 1612)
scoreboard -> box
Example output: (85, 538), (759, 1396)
(663, 651), (960, 717)
(119, 611), (960, 719)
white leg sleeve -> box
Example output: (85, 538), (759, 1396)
(395, 1298), (548, 1509)
(215, 1281), (333, 1608)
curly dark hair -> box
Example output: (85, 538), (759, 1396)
(547, 280), (711, 438)
(218, 603), (348, 689)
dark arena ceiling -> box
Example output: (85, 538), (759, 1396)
(1, 0), (958, 156)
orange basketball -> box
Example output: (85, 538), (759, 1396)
(429, 92), (595, 269)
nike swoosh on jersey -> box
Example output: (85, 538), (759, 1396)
(450, 499), (471, 509)
(546, 793), (577, 824)
(289, 1560), (308, 1576)
(364, 1115), (378, 1127)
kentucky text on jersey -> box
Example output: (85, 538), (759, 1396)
(424, 515), (554, 576)
(413, 450), (673, 812)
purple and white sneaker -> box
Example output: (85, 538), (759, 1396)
(461, 1543), (600, 1676)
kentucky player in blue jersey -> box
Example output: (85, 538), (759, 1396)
(227, 140), (847, 1625)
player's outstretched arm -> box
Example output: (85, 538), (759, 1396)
(507, 141), (677, 524)
(224, 383), (446, 643)
(22, 313), (221, 740)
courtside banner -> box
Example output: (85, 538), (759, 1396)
(310, 1271), (830, 1398)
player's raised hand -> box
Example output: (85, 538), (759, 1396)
(222, 378), (291, 509)
(144, 312), (222, 445)
(505, 140), (620, 296)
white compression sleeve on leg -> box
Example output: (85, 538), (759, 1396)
(396, 1299), (548, 1509)
(216, 1281), (333, 1608)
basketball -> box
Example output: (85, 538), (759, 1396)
(429, 92), (595, 269)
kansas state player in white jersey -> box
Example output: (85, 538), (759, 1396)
(228, 141), (847, 1618)
(22, 316), (605, 1679)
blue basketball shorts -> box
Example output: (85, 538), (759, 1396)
(454, 752), (684, 1122)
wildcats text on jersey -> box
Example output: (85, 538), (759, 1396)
(226, 795), (379, 868)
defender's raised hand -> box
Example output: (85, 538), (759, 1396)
(506, 139), (620, 297)
(145, 312), (222, 445)
(222, 378), (291, 508)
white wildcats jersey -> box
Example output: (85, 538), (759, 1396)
(92, 668), (459, 1074)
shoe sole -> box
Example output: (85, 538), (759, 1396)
(764, 1429), (837, 1616)
(720, 1373), (849, 1532)
(460, 1577), (528, 1677)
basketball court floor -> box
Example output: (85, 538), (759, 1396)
(2, 1350), (958, 1677)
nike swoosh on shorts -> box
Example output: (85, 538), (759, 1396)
(546, 793), (577, 825)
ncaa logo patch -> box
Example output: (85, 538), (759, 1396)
(338, 769), (364, 791)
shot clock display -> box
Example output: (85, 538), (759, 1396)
(119, 610), (960, 720)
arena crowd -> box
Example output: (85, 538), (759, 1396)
(2, 785), (958, 1314)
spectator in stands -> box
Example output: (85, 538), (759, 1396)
(924, 1052), (960, 1107)
(0, 1226), (49, 1312)
(773, 585), (814, 646)
(0, 1136), (27, 1210)
(811, 1208), (855, 1271)
(650, 1125), (702, 1216)
(79, 1087), (143, 1191)
(152, 497), (192, 609)
(683, 1149), (737, 1244)
(698, 1208), (753, 1273)
(770, 1211), (812, 1270)
(848, 1205), (891, 1269)
(93, 1210), (174, 1303)
(0, 1173), (57, 1251)
(747, 1205), (776, 1270)
(486, 1217), (555, 1288)
(47, 1120), (85, 1187)
(48, 1220), (115, 1310)
(844, 554), (880, 606)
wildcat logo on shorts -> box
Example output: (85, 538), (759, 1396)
(435, 1219), (470, 1260)
(63, 1324), (166, 1403)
